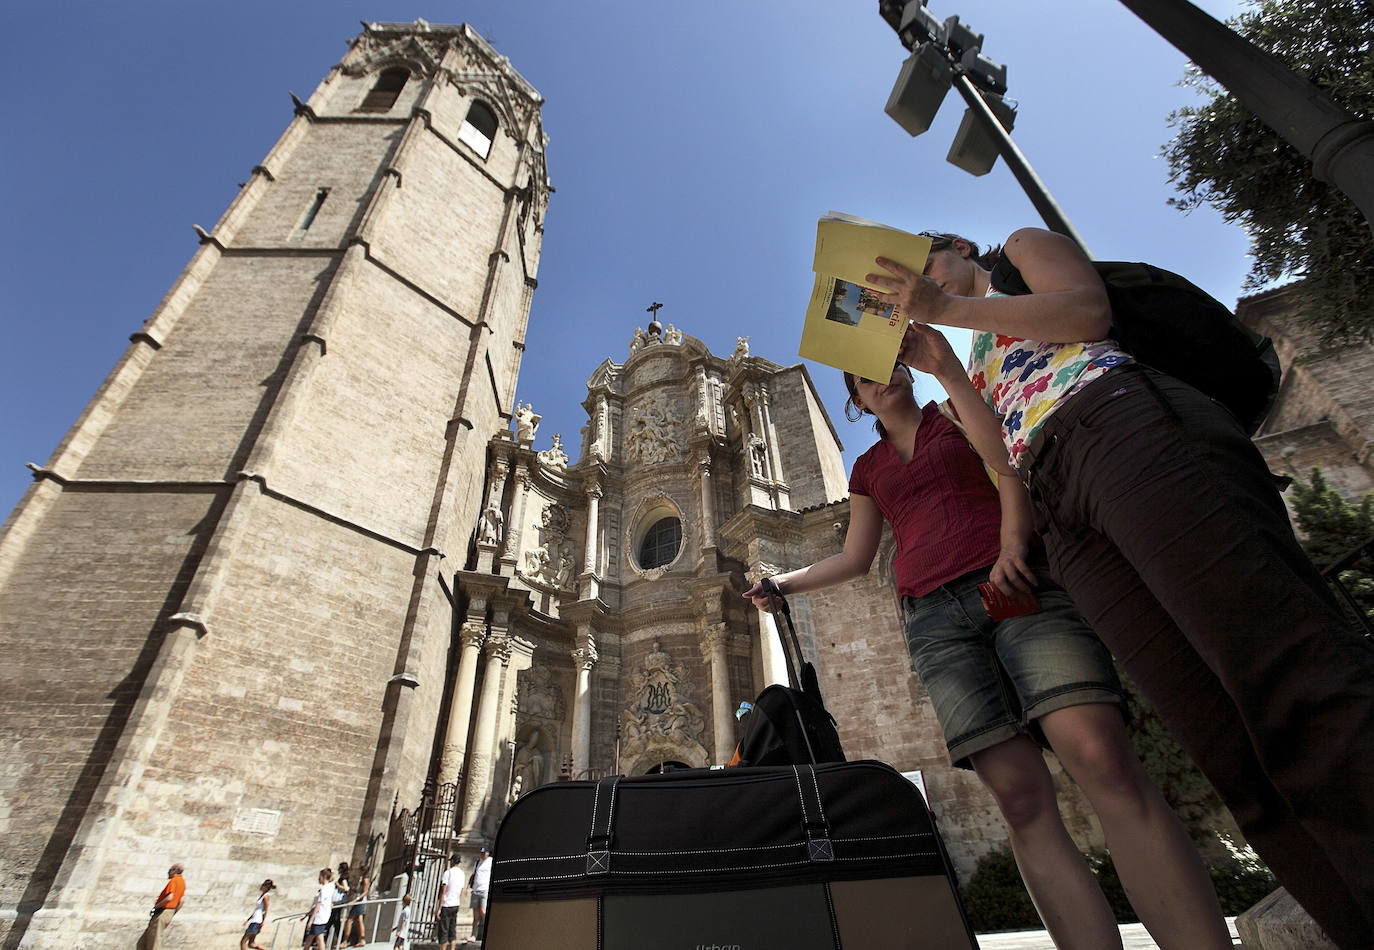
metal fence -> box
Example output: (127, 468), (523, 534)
(1321, 533), (1374, 638)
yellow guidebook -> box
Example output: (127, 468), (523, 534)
(799, 212), (932, 382)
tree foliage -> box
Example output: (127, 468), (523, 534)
(1163, 0), (1374, 342)
(1289, 467), (1374, 621)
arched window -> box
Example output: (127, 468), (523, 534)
(637, 516), (682, 570)
(458, 101), (499, 159)
(359, 67), (409, 112)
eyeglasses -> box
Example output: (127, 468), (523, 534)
(918, 230), (957, 250)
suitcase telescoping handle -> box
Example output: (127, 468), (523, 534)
(759, 576), (807, 691)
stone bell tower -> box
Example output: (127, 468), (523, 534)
(0, 21), (547, 948)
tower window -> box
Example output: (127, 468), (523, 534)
(298, 188), (329, 231)
(359, 67), (409, 112)
(637, 517), (682, 570)
(458, 101), (498, 159)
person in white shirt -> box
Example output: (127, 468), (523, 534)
(434, 853), (464, 950)
(300, 869), (334, 950)
(391, 893), (412, 950)
(467, 847), (493, 944)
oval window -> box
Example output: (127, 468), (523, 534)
(637, 516), (682, 570)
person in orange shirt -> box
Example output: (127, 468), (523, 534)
(136, 863), (185, 950)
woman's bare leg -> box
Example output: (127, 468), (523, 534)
(970, 735), (1122, 950)
(1039, 703), (1232, 950)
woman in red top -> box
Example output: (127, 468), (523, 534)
(743, 338), (1230, 950)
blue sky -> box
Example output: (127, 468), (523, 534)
(0, 0), (1254, 518)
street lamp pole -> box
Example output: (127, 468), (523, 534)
(878, 1), (1093, 256)
(949, 73), (1091, 253)
(1115, 0), (1374, 238)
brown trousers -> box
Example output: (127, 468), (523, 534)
(135, 908), (176, 950)
(1023, 366), (1374, 950)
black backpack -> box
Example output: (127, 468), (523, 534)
(731, 578), (846, 767)
(989, 253), (1281, 434)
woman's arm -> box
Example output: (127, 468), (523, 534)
(990, 475), (1038, 596)
(869, 228), (1111, 342)
(897, 323), (1014, 476)
(742, 493), (883, 610)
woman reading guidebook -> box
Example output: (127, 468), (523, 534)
(863, 227), (1374, 948)
(743, 349), (1232, 949)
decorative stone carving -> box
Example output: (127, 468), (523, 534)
(619, 641), (708, 764)
(514, 401), (541, 442)
(630, 327), (647, 353)
(519, 503), (579, 591)
(571, 645), (599, 671)
(664, 324), (683, 345)
(477, 503), (504, 545)
(732, 336), (750, 359)
(626, 391), (682, 466)
(516, 666), (565, 721)
(537, 433), (569, 471)
(459, 620), (487, 650)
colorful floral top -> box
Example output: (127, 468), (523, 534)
(968, 290), (1132, 469)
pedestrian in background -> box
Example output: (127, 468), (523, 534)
(325, 862), (349, 949)
(344, 863), (371, 947)
(135, 863), (185, 950)
(301, 868), (334, 950)
(241, 878), (274, 950)
(391, 894), (412, 950)
(435, 853), (463, 950)
(464, 846), (493, 945)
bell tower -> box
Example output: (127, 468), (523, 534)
(0, 21), (547, 948)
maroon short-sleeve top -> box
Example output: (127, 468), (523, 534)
(848, 401), (1003, 598)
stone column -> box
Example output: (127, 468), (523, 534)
(696, 451), (717, 555)
(570, 630), (599, 776)
(581, 477), (602, 601)
(459, 632), (512, 837)
(499, 465), (531, 575)
(702, 624), (735, 763)
(491, 636), (535, 814)
(437, 620), (487, 786)
(476, 458), (510, 573)
(757, 385), (791, 510)
(748, 565), (790, 687)
(592, 394), (610, 460)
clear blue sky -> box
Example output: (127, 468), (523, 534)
(0, 0), (1254, 519)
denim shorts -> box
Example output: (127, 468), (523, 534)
(902, 564), (1123, 769)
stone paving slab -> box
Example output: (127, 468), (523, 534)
(975, 917), (1242, 949)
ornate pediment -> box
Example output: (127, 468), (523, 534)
(344, 31), (451, 78)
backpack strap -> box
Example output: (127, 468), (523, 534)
(988, 250), (1031, 296)
(586, 775), (621, 875)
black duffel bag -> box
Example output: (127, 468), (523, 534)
(483, 761), (976, 949)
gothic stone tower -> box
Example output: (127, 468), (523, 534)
(0, 22), (547, 948)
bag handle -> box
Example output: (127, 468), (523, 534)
(585, 775), (621, 875)
(758, 576), (806, 690)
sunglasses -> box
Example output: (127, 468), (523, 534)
(857, 363), (914, 386)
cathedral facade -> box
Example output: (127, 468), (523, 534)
(4, 19), (1372, 950)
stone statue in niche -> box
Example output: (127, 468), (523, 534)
(517, 667), (564, 721)
(514, 401), (541, 442)
(748, 435), (768, 476)
(556, 551), (577, 589)
(477, 502), (504, 545)
(512, 726), (551, 792)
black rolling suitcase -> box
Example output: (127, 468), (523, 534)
(483, 761), (977, 949)
(731, 577), (845, 766)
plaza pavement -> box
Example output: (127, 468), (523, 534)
(976, 917), (1243, 949)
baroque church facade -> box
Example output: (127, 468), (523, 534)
(3, 19), (1373, 950)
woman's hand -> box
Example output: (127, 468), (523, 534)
(741, 580), (778, 612)
(897, 323), (963, 380)
(866, 257), (948, 325)
(990, 542), (1037, 597)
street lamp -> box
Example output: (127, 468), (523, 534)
(877, 0), (1092, 256)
